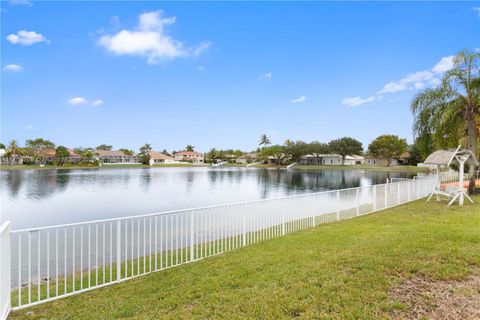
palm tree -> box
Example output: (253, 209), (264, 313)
(411, 49), (479, 193)
(259, 134), (271, 149)
(5, 139), (21, 165)
(185, 145), (195, 152)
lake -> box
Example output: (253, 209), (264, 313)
(0, 167), (418, 229)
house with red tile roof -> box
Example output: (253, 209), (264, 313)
(173, 151), (204, 163)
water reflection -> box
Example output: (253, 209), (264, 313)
(0, 167), (415, 229)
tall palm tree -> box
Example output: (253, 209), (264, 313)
(411, 49), (479, 193)
(185, 145), (195, 152)
(259, 134), (271, 149)
(5, 139), (21, 165)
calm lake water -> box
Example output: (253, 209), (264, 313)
(1, 167), (417, 229)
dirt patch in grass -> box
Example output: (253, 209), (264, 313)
(390, 269), (480, 320)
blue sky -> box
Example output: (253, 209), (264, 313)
(1, 1), (479, 152)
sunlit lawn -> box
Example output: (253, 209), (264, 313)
(9, 196), (479, 319)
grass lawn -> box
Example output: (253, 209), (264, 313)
(9, 197), (479, 319)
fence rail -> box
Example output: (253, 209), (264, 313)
(0, 176), (436, 318)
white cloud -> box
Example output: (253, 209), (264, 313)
(258, 72), (272, 80)
(341, 96), (376, 107)
(68, 97), (88, 105)
(92, 99), (103, 106)
(290, 96), (306, 104)
(7, 30), (48, 46)
(377, 55), (454, 94)
(24, 124), (33, 130)
(474, 7), (480, 16)
(3, 64), (23, 72)
(193, 41), (212, 56)
(197, 65), (205, 71)
(10, 0), (32, 5)
(97, 11), (210, 64)
(431, 55), (454, 73)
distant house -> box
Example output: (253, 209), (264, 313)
(27, 148), (81, 164)
(68, 149), (82, 163)
(42, 148), (57, 163)
(364, 157), (398, 166)
(173, 151), (204, 163)
(297, 154), (343, 165)
(397, 151), (410, 165)
(148, 151), (174, 165)
(94, 150), (139, 164)
(344, 155), (365, 166)
(236, 152), (258, 164)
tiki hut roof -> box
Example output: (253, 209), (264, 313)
(424, 148), (478, 166)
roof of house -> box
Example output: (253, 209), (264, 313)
(400, 151), (410, 159)
(174, 151), (204, 156)
(149, 151), (173, 160)
(424, 148), (478, 166)
(345, 155), (364, 160)
(43, 148), (56, 157)
(94, 150), (135, 157)
(238, 153), (258, 158)
(68, 149), (80, 157)
(300, 154), (342, 159)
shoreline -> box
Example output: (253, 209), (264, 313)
(0, 163), (429, 172)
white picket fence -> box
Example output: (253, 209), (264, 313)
(0, 176), (436, 319)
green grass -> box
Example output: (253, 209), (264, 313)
(293, 164), (430, 172)
(9, 197), (479, 319)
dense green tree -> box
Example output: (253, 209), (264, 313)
(119, 148), (134, 156)
(82, 149), (94, 158)
(261, 145), (285, 164)
(259, 134), (271, 149)
(74, 147), (94, 157)
(283, 140), (308, 162)
(138, 143), (152, 165)
(368, 135), (407, 166)
(307, 141), (330, 164)
(185, 145), (195, 152)
(55, 146), (70, 165)
(407, 143), (423, 166)
(96, 144), (113, 151)
(25, 138), (55, 149)
(328, 137), (363, 165)
(0, 143), (5, 149)
(411, 49), (479, 193)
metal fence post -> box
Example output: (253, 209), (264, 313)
(190, 211), (194, 261)
(373, 185), (377, 211)
(407, 181), (411, 202)
(336, 190), (340, 221)
(356, 188), (360, 216)
(116, 220), (121, 282)
(384, 184), (388, 208)
(242, 211), (247, 246)
(397, 183), (401, 205)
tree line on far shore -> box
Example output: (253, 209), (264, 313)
(255, 134), (411, 166)
(0, 133), (414, 167)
